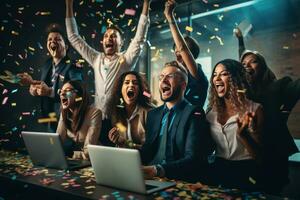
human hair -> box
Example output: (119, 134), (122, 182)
(110, 71), (153, 125)
(240, 50), (277, 87)
(164, 60), (188, 83)
(106, 24), (123, 38)
(208, 59), (251, 119)
(173, 35), (200, 59)
(46, 23), (68, 43)
(61, 80), (89, 133)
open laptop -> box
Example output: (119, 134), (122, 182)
(87, 145), (176, 194)
(21, 131), (90, 170)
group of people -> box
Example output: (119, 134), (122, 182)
(17, 0), (299, 195)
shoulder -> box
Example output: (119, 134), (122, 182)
(87, 106), (102, 119)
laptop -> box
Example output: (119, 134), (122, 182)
(21, 131), (90, 170)
(87, 145), (176, 194)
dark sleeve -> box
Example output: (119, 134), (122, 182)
(68, 65), (83, 81)
(185, 64), (208, 107)
(238, 36), (246, 59)
(162, 109), (213, 180)
(282, 77), (300, 111)
(140, 110), (157, 165)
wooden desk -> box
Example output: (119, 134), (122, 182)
(0, 150), (270, 200)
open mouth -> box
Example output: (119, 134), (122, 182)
(215, 83), (225, 93)
(61, 98), (68, 106)
(127, 89), (135, 99)
(105, 43), (114, 49)
(161, 85), (171, 96)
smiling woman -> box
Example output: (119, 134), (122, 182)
(108, 71), (154, 149)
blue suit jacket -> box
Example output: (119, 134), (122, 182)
(141, 99), (214, 182)
(40, 56), (83, 119)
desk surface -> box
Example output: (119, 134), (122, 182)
(0, 150), (271, 200)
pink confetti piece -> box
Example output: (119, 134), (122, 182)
(2, 89), (8, 94)
(143, 91), (151, 98)
(124, 9), (136, 16)
(2, 97), (8, 105)
(22, 112), (31, 116)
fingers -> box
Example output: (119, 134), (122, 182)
(108, 127), (120, 144)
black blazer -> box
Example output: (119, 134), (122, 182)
(40, 57), (83, 118)
(141, 99), (213, 182)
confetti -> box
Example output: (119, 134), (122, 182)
(185, 26), (193, 32)
(124, 9), (136, 16)
(38, 117), (57, 123)
(2, 97), (8, 105)
(143, 91), (151, 98)
(237, 89), (246, 93)
(75, 97), (82, 102)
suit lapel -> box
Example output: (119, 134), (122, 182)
(149, 106), (165, 144)
(41, 59), (52, 81)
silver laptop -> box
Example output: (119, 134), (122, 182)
(87, 145), (176, 194)
(21, 131), (90, 170)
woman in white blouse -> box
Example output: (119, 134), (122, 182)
(206, 59), (263, 190)
(108, 71), (154, 149)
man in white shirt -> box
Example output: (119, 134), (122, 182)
(65, 0), (150, 121)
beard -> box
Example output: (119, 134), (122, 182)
(160, 85), (182, 102)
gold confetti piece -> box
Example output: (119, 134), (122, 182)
(61, 183), (69, 186)
(237, 89), (247, 93)
(86, 191), (93, 195)
(283, 46), (289, 50)
(116, 122), (126, 133)
(78, 59), (85, 63)
(79, 1), (84, 5)
(128, 19), (132, 26)
(249, 176), (256, 184)
(85, 186), (96, 189)
(185, 26), (193, 32)
(38, 117), (57, 123)
(11, 103), (16, 106)
(40, 12), (51, 16)
(196, 32), (202, 35)
(1, 26), (4, 31)
(81, 23), (87, 27)
(48, 112), (56, 118)
(11, 31), (19, 35)
(119, 56), (125, 64)
(65, 59), (71, 64)
(75, 97), (83, 102)
(28, 47), (35, 51)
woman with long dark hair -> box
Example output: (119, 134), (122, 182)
(56, 80), (102, 159)
(241, 50), (300, 194)
(108, 71), (153, 149)
(207, 59), (264, 190)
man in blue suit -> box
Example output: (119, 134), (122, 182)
(18, 25), (83, 132)
(141, 61), (213, 182)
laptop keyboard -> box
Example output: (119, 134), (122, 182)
(145, 184), (159, 190)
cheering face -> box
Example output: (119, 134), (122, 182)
(47, 32), (67, 59)
(212, 64), (231, 98)
(121, 74), (139, 106)
(241, 54), (260, 83)
(159, 66), (183, 102)
(174, 46), (183, 64)
(102, 29), (122, 56)
(59, 83), (77, 110)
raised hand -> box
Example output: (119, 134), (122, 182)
(17, 72), (35, 86)
(164, 0), (176, 19)
(234, 27), (243, 38)
(65, 0), (74, 18)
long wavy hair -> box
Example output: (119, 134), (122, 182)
(61, 80), (89, 133)
(208, 59), (251, 119)
(110, 71), (153, 125)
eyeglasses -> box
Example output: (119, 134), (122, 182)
(158, 73), (178, 81)
(57, 89), (77, 98)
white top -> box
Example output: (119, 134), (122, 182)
(207, 101), (260, 160)
(66, 15), (149, 119)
